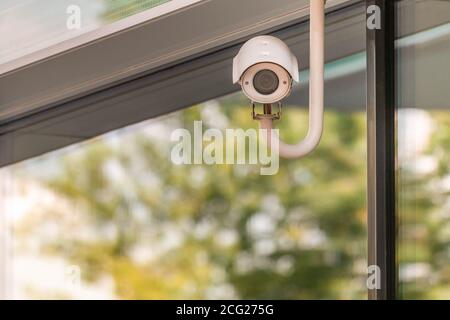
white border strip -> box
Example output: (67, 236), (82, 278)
(0, 0), (205, 75)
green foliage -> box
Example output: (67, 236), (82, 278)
(398, 111), (450, 299)
(26, 97), (368, 299)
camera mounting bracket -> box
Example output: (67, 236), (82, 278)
(252, 103), (282, 121)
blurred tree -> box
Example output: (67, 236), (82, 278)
(20, 95), (367, 299)
(398, 111), (450, 299)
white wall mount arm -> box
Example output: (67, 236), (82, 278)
(260, 0), (325, 159)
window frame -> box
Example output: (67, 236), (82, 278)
(366, 0), (397, 300)
(366, 0), (450, 300)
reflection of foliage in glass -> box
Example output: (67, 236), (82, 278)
(16, 93), (367, 299)
(398, 111), (450, 299)
(89, 0), (366, 299)
(101, 0), (171, 22)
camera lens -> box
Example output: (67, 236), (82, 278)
(253, 69), (279, 95)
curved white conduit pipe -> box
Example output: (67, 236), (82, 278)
(260, 0), (325, 158)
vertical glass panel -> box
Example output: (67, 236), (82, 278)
(0, 89), (367, 299)
(397, 0), (450, 299)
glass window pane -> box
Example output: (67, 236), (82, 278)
(0, 0), (171, 65)
(0, 83), (367, 299)
(396, 0), (450, 299)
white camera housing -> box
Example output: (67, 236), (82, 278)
(233, 35), (299, 104)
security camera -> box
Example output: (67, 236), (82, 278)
(231, 1), (325, 159)
(233, 35), (299, 105)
